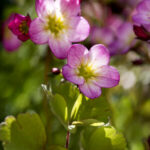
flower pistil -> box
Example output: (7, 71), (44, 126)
(45, 15), (65, 36)
(77, 64), (95, 81)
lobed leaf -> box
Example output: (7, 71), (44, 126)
(50, 94), (68, 129)
(0, 116), (15, 142)
(86, 126), (127, 150)
(77, 96), (111, 123)
(3, 113), (46, 150)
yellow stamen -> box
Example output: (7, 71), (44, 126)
(45, 15), (65, 36)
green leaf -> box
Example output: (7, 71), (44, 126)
(77, 96), (111, 123)
(0, 116), (15, 142)
(87, 126), (127, 150)
(70, 94), (82, 121)
(50, 94), (68, 129)
(49, 81), (80, 118)
(47, 146), (67, 150)
(72, 119), (105, 127)
(4, 113), (46, 150)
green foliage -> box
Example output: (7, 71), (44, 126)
(48, 146), (67, 150)
(50, 94), (68, 129)
(82, 126), (127, 150)
(44, 81), (111, 129)
(72, 119), (105, 127)
(1, 113), (46, 150)
(77, 96), (111, 123)
(0, 116), (15, 142)
(0, 41), (45, 119)
(70, 94), (82, 121)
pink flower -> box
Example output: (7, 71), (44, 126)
(2, 14), (22, 51)
(109, 22), (135, 55)
(90, 26), (115, 46)
(8, 14), (31, 42)
(29, 0), (90, 59)
(132, 0), (150, 32)
(62, 44), (120, 99)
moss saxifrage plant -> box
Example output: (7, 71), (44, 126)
(3, 0), (145, 150)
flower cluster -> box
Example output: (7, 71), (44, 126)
(3, 0), (121, 99)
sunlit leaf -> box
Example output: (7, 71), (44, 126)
(0, 116), (15, 142)
(72, 119), (105, 127)
(70, 94), (82, 121)
(4, 113), (46, 150)
(77, 96), (111, 123)
(86, 126), (127, 150)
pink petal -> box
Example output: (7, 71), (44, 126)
(58, 0), (80, 17)
(67, 16), (90, 42)
(89, 44), (110, 68)
(90, 27), (114, 45)
(8, 21), (20, 35)
(137, 0), (150, 13)
(8, 14), (25, 35)
(29, 18), (49, 44)
(3, 29), (22, 51)
(67, 44), (89, 68)
(2, 14), (22, 51)
(95, 65), (120, 88)
(133, 14), (150, 25)
(48, 33), (72, 59)
(18, 34), (30, 42)
(62, 65), (84, 85)
(36, 0), (55, 18)
(79, 80), (101, 99)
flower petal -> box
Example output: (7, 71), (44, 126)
(67, 16), (90, 42)
(95, 65), (120, 88)
(29, 18), (49, 44)
(3, 31), (22, 51)
(136, 0), (150, 13)
(8, 14), (25, 35)
(62, 64), (84, 84)
(48, 33), (72, 59)
(3, 14), (22, 51)
(79, 80), (101, 99)
(133, 14), (150, 25)
(67, 44), (89, 68)
(36, 0), (55, 18)
(89, 44), (110, 68)
(57, 0), (80, 17)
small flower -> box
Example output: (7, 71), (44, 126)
(132, 0), (150, 32)
(90, 26), (115, 46)
(62, 44), (120, 99)
(109, 22), (135, 56)
(29, 0), (90, 59)
(8, 14), (31, 42)
(2, 14), (22, 51)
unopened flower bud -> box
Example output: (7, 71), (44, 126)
(51, 68), (61, 75)
(133, 25), (150, 41)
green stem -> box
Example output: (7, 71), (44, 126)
(43, 47), (53, 149)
